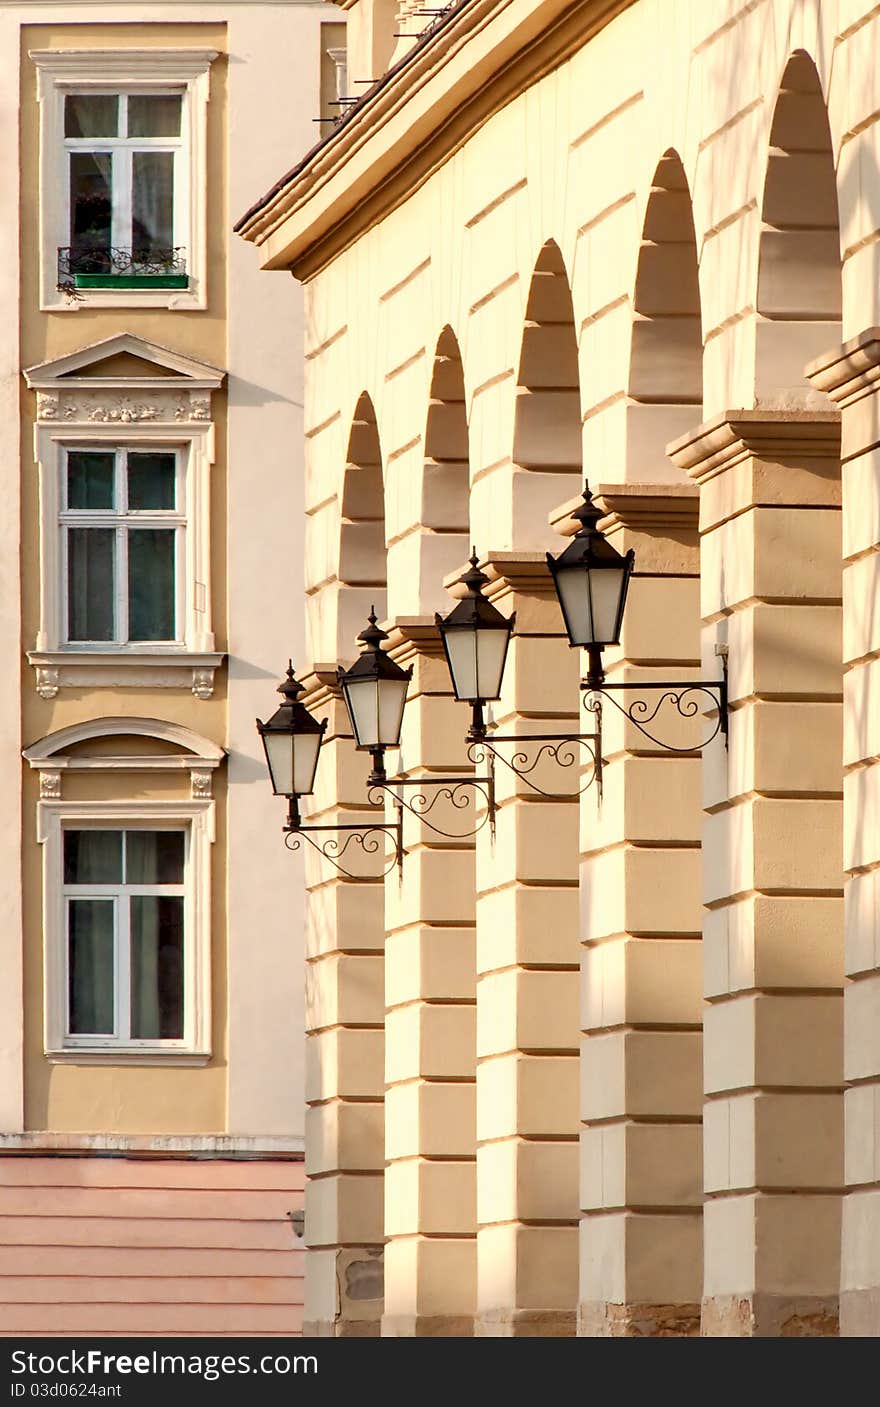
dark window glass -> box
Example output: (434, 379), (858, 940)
(64, 830), (123, 885)
(64, 94), (119, 138)
(127, 95), (182, 138)
(127, 453), (176, 510)
(127, 529), (175, 640)
(67, 450), (115, 510)
(67, 527), (115, 641)
(130, 896), (184, 1039)
(68, 899), (115, 1035)
(69, 152), (112, 265)
(125, 830), (185, 885)
(131, 151), (174, 255)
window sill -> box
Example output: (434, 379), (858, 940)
(27, 649), (225, 700)
(46, 1047), (211, 1067)
(44, 285), (205, 312)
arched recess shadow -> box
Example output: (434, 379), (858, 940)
(755, 50), (841, 405)
(337, 392), (386, 651)
(423, 327), (469, 536)
(510, 240), (582, 547)
(628, 149), (703, 477)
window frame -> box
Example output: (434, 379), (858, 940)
(63, 89), (186, 276)
(39, 799), (214, 1064)
(31, 48), (217, 311)
(60, 444), (187, 649)
(63, 825), (188, 1050)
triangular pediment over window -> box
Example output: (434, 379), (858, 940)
(23, 333), (225, 427)
(24, 333), (226, 390)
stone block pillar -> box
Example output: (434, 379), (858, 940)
(575, 484), (704, 1337)
(381, 621), (477, 1336)
(808, 331), (880, 1336)
(670, 411), (844, 1338)
(301, 669), (386, 1336)
(474, 554), (581, 1337)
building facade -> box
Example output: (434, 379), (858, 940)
(239, 0), (880, 1337)
(0, 0), (342, 1336)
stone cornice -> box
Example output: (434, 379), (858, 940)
(443, 550), (552, 602)
(667, 410), (841, 485)
(235, 0), (635, 279)
(805, 328), (880, 408)
(301, 665), (343, 713)
(549, 481), (700, 538)
(385, 616), (445, 663)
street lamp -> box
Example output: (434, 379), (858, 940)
(546, 484), (634, 688)
(435, 552), (515, 741)
(256, 663), (327, 831)
(338, 608), (413, 785)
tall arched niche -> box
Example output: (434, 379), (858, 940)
(754, 51), (841, 405)
(628, 149), (703, 479)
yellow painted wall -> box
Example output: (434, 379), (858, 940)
(20, 21), (230, 1133)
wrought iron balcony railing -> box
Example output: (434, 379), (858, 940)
(58, 246), (188, 290)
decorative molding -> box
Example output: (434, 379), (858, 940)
(36, 387), (213, 424)
(235, 0), (635, 279)
(805, 328), (880, 408)
(0, 1131), (304, 1157)
(667, 410), (842, 486)
(190, 768), (214, 799)
(24, 714), (224, 764)
(38, 770), (62, 800)
(29, 48), (219, 89)
(25, 332), (226, 388)
(35, 666), (59, 700)
(27, 651), (225, 698)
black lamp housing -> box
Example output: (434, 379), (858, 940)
(435, 552), (515, 741)
(546, 484), (635, 687)
(256, 663), (328, 831)
(338, 609), (413, 785)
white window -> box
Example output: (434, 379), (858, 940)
(24, 332), (226, 699)
(61, 446), (185, 647)
(63, 91), (186, 287)
(26, 725), (221, 1066)
(63, 826), (187, 1049)
(31, 49), (216, 311)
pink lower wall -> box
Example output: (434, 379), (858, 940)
(0, 1155), (305, 1336)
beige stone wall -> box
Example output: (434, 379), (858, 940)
(243, 0), (880, 1335)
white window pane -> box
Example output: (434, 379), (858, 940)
(65, 94), (118, 138)
(127, 529), (176, 640)
(64, 830), (123, 885)
(67, 450), (115, 510)
(130, 896), (184, 1039)
(127, 94), (182, 138)
(69, 152), (112, 264)
(127, 452), (176, 510)
(68, 899), (115, 1035)
(68, 527), (115, 642)
(132, 151), (174, 254)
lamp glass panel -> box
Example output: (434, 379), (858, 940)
(475, 626), (509, 701)
(292, 730), (322, 796)
(444, 626), (478, 701)
(263, 731), (295, 796)
(588, 566), (628, 644)
(377, 677), (408, 748)
(555, 564), (592, 646)
(343, 676), (380, 749)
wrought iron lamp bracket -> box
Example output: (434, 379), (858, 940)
(368, 773), (496, 841)
(581, 650), (729, 756)
(468, 731), (603, 803)
(284, 811), (404, 880)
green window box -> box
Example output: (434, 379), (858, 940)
(72, 273), (189, 290)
